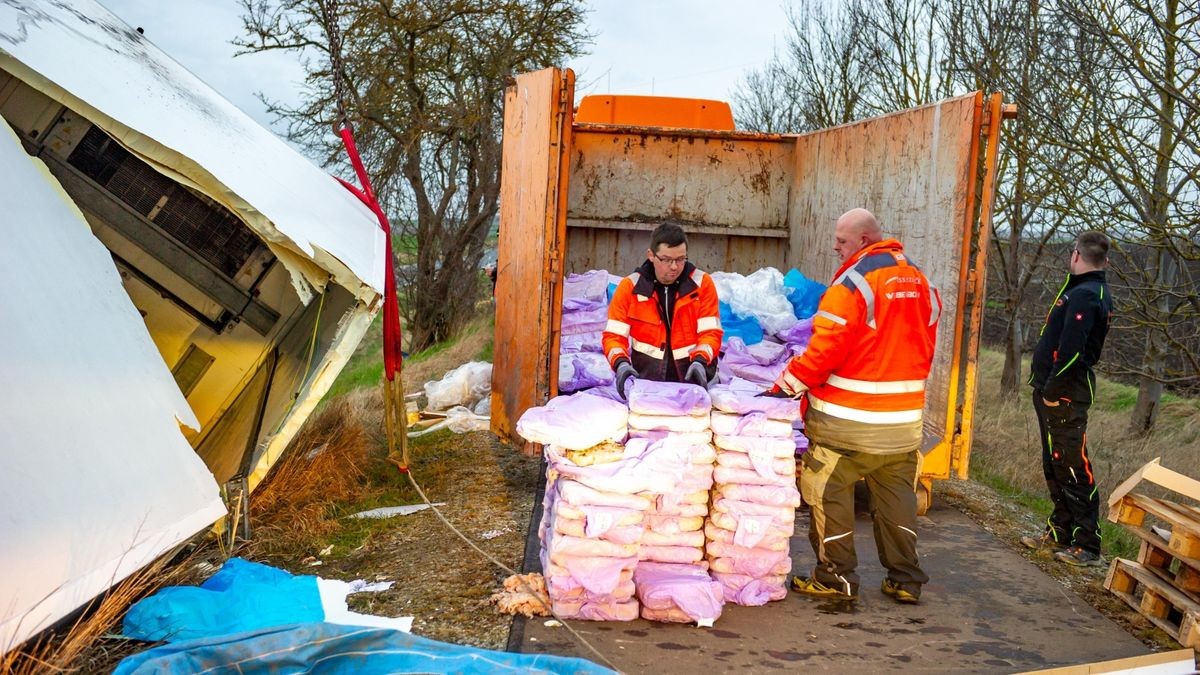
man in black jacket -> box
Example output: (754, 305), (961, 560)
(1023, 231), (1113, 567)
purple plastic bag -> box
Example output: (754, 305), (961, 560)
(561, 331), (603, 354)
(634, 562), (724, 625)
(558, 352), (614, 392)
(564, 270), (611, 302)
(561, 305), (609, 336)
(711, 572), (788, 606)
(776, 318), (814, 353)
(709, 379), (801, 420)
(516, 391), (628, 450)
(627, 379), (711, 416)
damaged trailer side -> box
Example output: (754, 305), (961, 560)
(0, 0), (386, 655)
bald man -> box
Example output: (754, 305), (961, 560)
(768, 208), (942, 604)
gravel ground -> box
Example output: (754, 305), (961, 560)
(322, 430), (540, 649)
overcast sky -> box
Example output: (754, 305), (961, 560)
(99, 0), (791, 149)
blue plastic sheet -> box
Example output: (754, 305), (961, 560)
(782, 268), (825, 320)
(719, 300), (763, 346)
(122, 558), (323, 642)
(114, 622), (614, 675)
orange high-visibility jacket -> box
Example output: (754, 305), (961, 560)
(779, 239), (942, 424)
(603, 260), (723, 380)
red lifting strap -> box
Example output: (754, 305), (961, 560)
(333, 126), (404, 382)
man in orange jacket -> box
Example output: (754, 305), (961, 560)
(768, 208), (941, 604)
(603, 223), (723, 398)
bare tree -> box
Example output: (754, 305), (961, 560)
(943, 0), (1100, 397)
(1041, 0), (1200, 434)
(733, 0), (870, 132)
(237, 0), (590, 351)
(855, 0), (957, 113)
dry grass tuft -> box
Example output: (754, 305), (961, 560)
(1, 549), (211, 674)
(250, 389), (383, 556)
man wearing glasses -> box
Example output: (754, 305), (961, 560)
(602, 223), (723, 398)
(1023, 231), (1113, 567)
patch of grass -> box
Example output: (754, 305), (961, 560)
(969, 347), (1198, 560)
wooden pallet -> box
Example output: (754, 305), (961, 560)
(1105, 558), (1200, 648)
(1112, 492), (1200, 559)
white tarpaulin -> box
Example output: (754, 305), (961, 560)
(0, 0), (387, 302)
(0, 120), (227, 652)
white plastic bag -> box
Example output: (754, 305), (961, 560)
(710, 268), (798, 336)
(424, 361), (492, 411)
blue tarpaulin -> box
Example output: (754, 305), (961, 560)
(719, 300), (763, 346)
(782, 268), (825, 320)
(113, 622), (614, 674)
(122, 558), (325, 642)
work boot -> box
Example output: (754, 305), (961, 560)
(881, 578), (920, 604)
(1020, 532), (1067, 553)
(1054, 546), (1104, 567)
(791, 575), (857, 601)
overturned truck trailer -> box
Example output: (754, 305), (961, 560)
(492, 68), (1011, 511)
(0, 1), (384, 653)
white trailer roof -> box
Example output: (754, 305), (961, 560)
(0, 120), (228, 653)
(0, 0), (386, 302)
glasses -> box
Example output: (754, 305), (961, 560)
(653, 253), (688, 268)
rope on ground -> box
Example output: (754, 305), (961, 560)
(387, 458), (622, 674)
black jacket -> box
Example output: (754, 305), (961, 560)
(1029, 270), (1112, 403)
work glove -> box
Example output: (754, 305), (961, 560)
(684, 359), (709, 388)
(614, 359), (637, 401)
(768, 369), (809, 399)
(756, 384), (791, 398)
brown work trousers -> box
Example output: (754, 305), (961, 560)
(799, 416), (928, 597)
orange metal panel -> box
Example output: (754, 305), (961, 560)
(954, 93), (1006, 479)
(784, 93), (982, 477)
(576, 95), (735, 130)
(490, 68), (573, 445)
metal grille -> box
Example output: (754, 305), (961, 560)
(67, 125), (263, 278)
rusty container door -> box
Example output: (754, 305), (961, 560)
(785, 92), (1000, 479)
(490, 68), (574, 445)
(564, 126), (794, 276)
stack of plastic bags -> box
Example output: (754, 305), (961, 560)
(705, 378), (802, 606)
(626, 381), (715, 568)
(559, 271), (618, 392)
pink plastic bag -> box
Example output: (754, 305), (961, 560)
(709, 555), (792, 577)
(713, 434), (797, 458)
(711, 572), (788, 606)
(627, 379), (711, 416)
(640, 545), (705, 564)
(715, 483), (802, 508)
(516, 392), (627, 450)
(552, 598), (640, 621)
(704, 521), (790, 551)
(627, 429), (714, 446)
(560, 331), (604, 354)
(634, 562), (725, 625)
(541, 552), (638, 596)
(705, 544), (790, 578)
(715, 451), (795, 477)
(709, 379), (801, 420)
(644, 514), (705, 533)
(711, 497), (797, 524)
(642, 529), (706, 548)
(710, 411), (793, 438)
(714, 465), (795, 487)
(564, 270), (611, 301)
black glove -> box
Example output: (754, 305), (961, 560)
(614, 359), (637, 401)
(684, 359), (708, 388)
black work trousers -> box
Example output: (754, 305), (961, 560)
(1032, 390), (1101, 554)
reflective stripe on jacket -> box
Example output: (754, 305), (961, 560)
(782, 239), (941, 425)
(602, 260), (723, 381)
